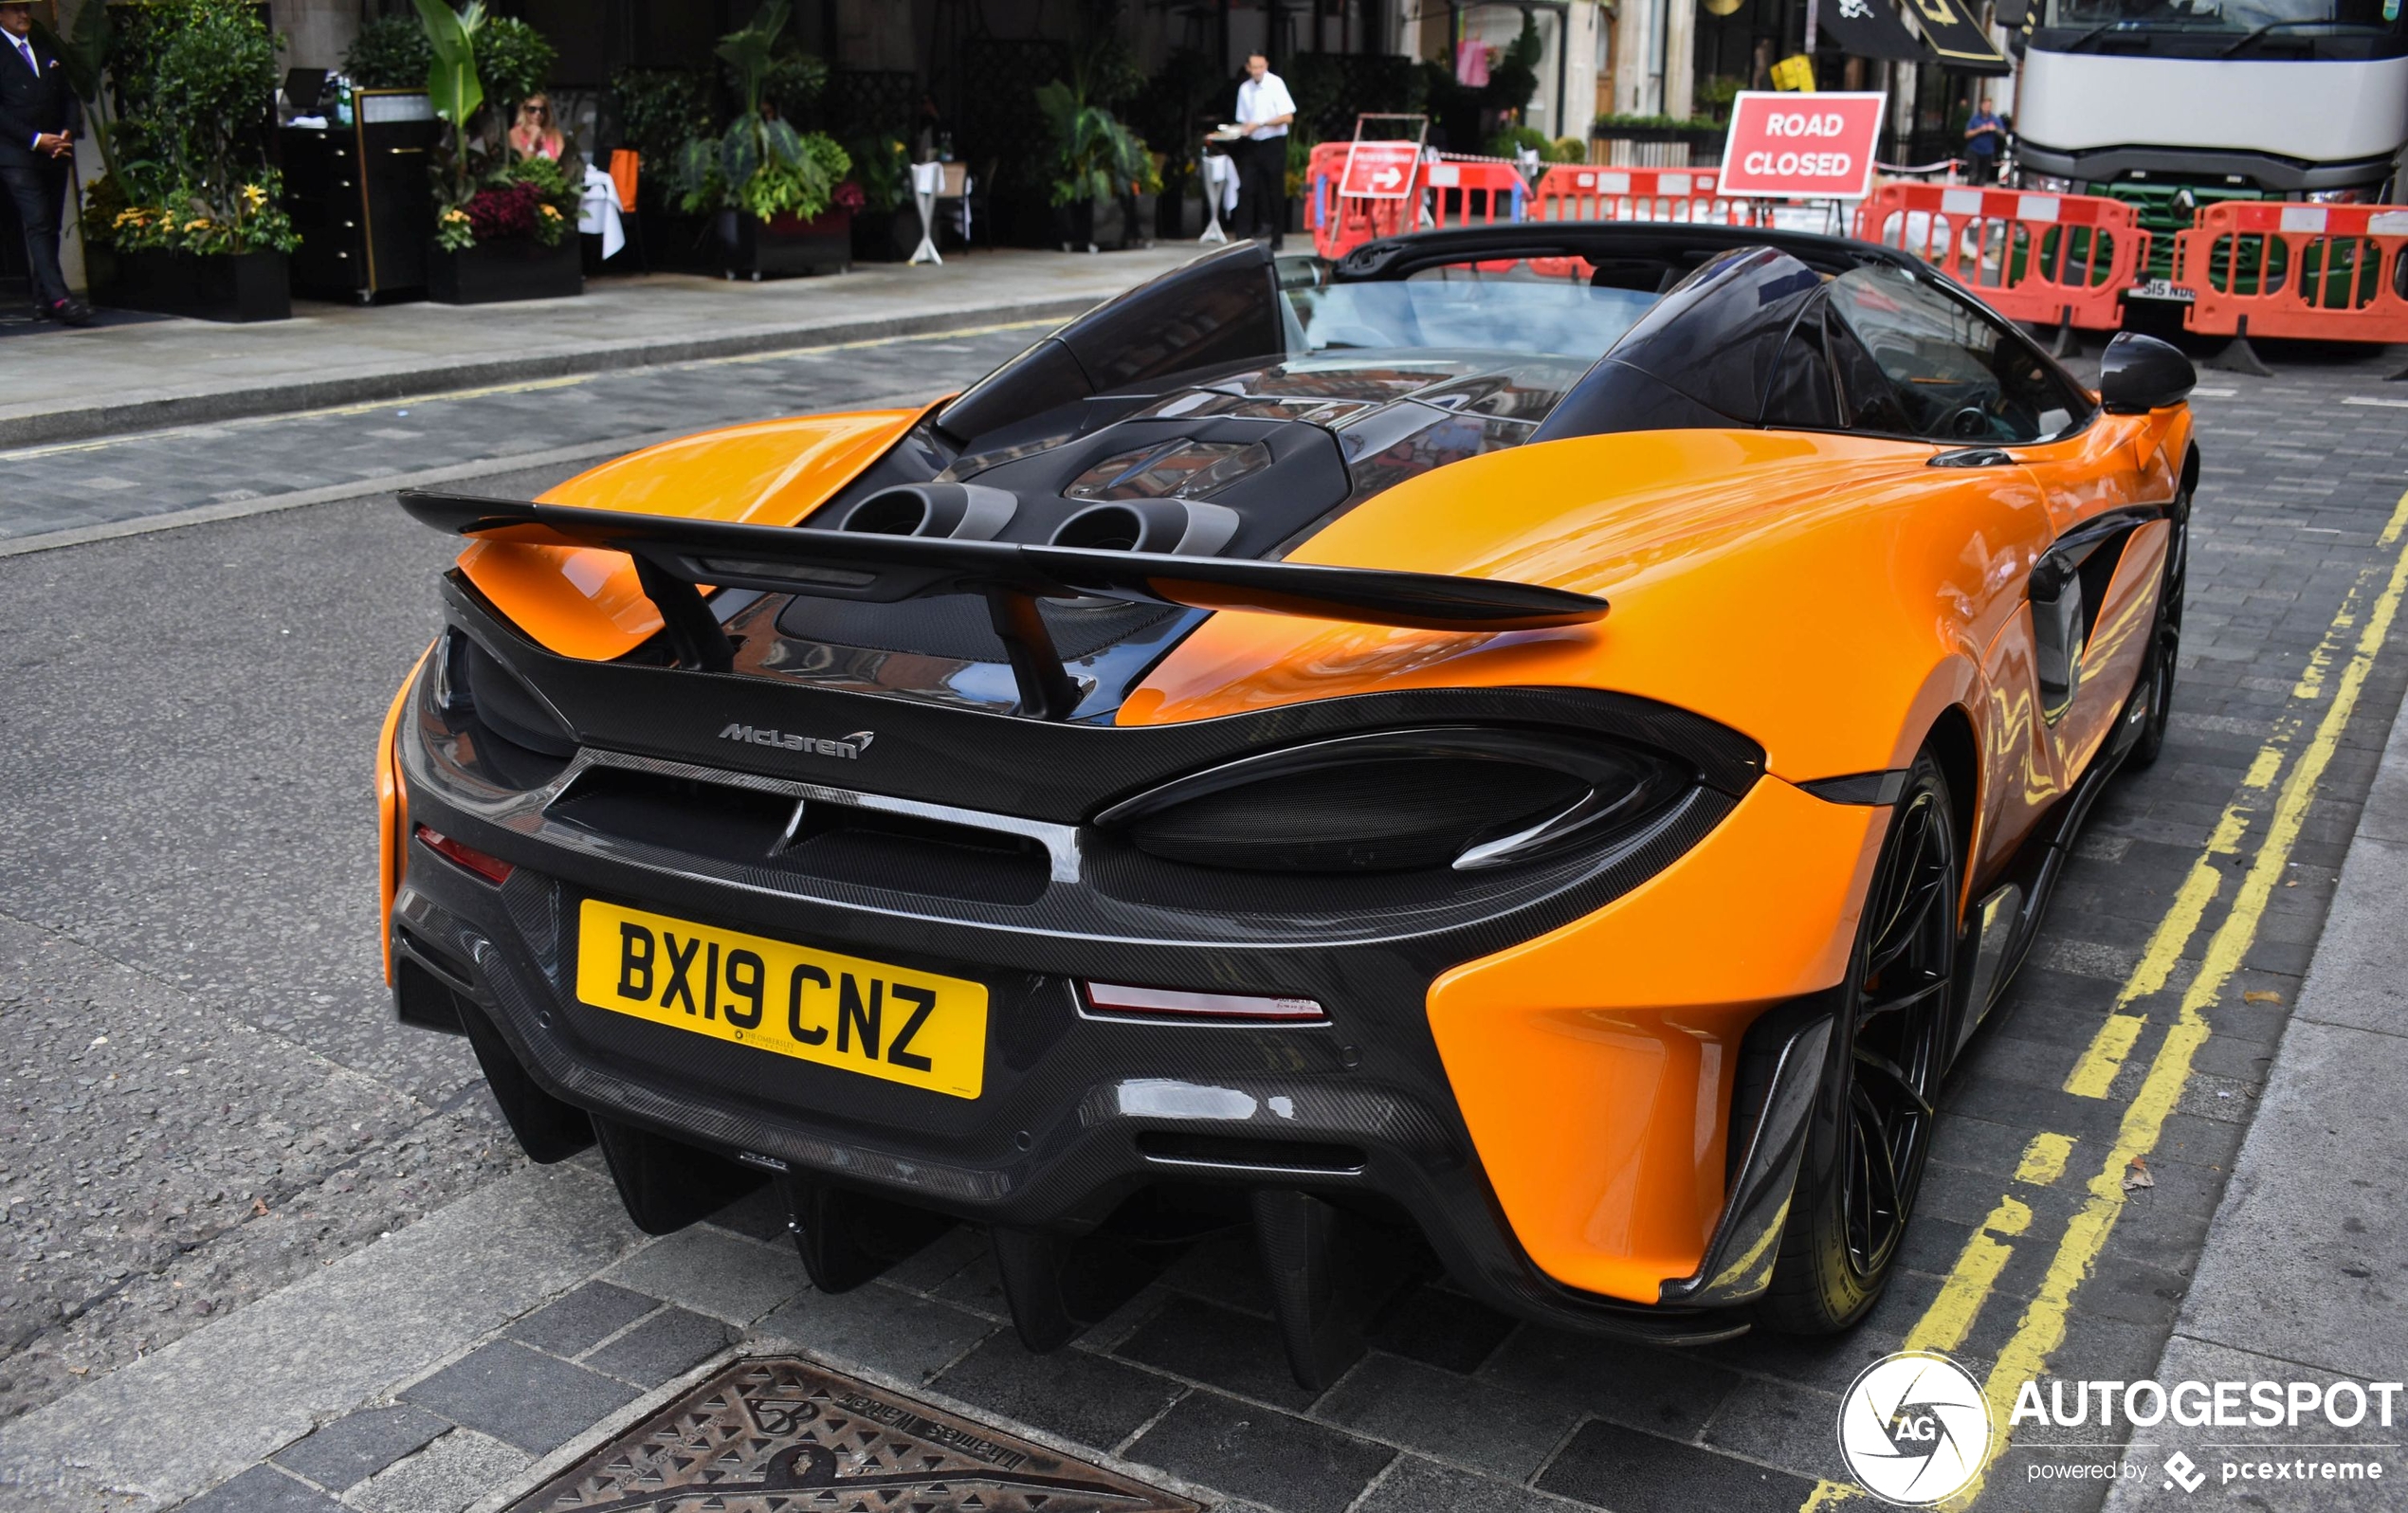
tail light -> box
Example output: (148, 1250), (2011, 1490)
(1092, 727), (1687, 875)
(414, 824), (515, 885)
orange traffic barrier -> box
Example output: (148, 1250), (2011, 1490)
(1421, 157), (1526, 230)
(2171, 200), (2408, 344)
(1530, 164), (1754, 227)
(1855, 181), (2149, 334)
(1306, 141), (1423, 262)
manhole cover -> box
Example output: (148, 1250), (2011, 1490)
(512, 1356), (1198, 1513)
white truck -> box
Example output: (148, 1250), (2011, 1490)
(2007, 0), (2408, 293)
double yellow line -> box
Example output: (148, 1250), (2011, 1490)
(1803, 485), (2408, 1509)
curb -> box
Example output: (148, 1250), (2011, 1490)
(0, 296), (1089, 450)
(0, 382), (952, 558)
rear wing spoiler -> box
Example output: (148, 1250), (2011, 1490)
(397, 489), (1607, 720)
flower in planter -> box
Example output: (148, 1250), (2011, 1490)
(78, 0), (300, 259)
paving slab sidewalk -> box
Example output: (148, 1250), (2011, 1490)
(0, 246), (1205, 448)
(2101, 686), (2408, 1509)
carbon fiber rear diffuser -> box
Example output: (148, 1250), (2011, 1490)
(512, 1356), (1196, 1512)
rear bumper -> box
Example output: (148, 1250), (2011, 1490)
(382, 592), (1871, 1341)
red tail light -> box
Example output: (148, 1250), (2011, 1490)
(1081, 981), (1325, 1023)
(413, 824), (515, 885)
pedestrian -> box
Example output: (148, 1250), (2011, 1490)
(1231, 51), (1293, 250)
(0, 0), (90, 326)
(1963, 98), (2004, 186)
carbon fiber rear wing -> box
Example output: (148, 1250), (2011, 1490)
(398, 489), (1608, 720)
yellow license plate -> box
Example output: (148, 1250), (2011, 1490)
(574, 899), (988, 1099)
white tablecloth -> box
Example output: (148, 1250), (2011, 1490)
(578, 164), (625, 260)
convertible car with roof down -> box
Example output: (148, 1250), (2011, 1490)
(376, 222), (2198, 1389)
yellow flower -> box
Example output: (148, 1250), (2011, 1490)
(539, 204), (561, 219)
(185, 218), (210, 231)
(442, 208), (469, 223)
(242, 183), (267, 209)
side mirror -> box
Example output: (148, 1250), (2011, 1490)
(2098, 332), (2197, 414)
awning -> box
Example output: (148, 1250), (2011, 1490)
(1819, 0), (2013, 74)
(1902, 0), (2013, 73)
(1818, 0), (1927, 63)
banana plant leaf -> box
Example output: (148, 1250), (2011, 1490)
(715, 0), (791, 117)
(414, 0), (484, 128)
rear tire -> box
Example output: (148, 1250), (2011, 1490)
(1758, 750), (1961, 1335)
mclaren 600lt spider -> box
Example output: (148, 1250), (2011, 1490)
(378, 223), (2197, 1387)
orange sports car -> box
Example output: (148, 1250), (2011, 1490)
(376, 225), (2195, 1388)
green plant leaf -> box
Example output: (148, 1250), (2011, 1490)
(413, 0), (484, 127)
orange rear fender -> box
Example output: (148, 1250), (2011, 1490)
(1426, 774), (1887, 1303)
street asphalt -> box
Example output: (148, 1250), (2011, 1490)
(3, 324), (2407, 1513)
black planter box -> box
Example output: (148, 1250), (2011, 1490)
(427, 237), (584, 304)
(716, 209), (852, 279)
(91, 248), (291, 323)
(850, 206), (919, 263)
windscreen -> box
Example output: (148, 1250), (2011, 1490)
(2043, 0), (2392, 28)
(1287, 261), (1662, 363)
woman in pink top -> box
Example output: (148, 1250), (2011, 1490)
(510, 95), (565, 161)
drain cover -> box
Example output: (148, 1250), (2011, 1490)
(513, 1356), (1197, 1513)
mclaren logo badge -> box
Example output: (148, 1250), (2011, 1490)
(720, 723), (877, 759)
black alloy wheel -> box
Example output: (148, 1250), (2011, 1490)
(1759, 750), (1960, 1334)
(2127, 498), (2189, 771)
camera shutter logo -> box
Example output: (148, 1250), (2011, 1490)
(1837, 1351), (1993, 1504)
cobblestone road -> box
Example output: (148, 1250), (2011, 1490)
(2, 329), (2406, 1513)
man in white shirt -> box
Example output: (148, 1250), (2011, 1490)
(1231, 52), (1294, 249)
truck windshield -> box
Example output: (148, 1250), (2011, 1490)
(2044, 0), (2388, 27)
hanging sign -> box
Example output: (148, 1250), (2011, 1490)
(1717, 91), (1887, 200)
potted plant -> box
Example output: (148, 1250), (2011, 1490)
(74, 0), (298, 321)
(845, 135), (913, 262)
(414, 0), (581, 303)
(674, 1), (852, 280)
(1034, 78), (1157, 253)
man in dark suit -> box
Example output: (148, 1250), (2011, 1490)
(0, 0), (91, 326)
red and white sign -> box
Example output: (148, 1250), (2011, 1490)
(1717, 92), (1887, 200)
(1339, 141), (1419, 199)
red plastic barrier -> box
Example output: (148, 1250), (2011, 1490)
(2172, 200), (2408, 343)
(1855, 182), (2149, 332)
(1530, 164), (1754, 227)
(1306, 141), (1423, 262)
(1421, 157), (1527, 231)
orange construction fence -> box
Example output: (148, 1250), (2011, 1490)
(2170, 200), (2408, 344)
(1530, 164), (1756, 227)
(1420, 158), (1527, 231)
(1854, 181), (2150, 333)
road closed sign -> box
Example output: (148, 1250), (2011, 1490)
(1717, 92), (1887, 200)
(1339, 141), (1420, 199)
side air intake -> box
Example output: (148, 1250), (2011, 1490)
(838, 483), (1017, 540)
(1052, 499), (1238, 557)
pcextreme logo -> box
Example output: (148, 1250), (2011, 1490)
(719, 723), (876, 759)
(1837, 1351), (1994, 1505)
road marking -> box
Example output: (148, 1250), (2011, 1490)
(1905, 1196), (2030, 1356)
(2342, 396), (2408, 409)
(2014, 1132), (2076, 1186)
(1939, 486), (2408, 1509)
(2060, 538), (2385, 1100)
(1798, 485), (2408, 1510)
